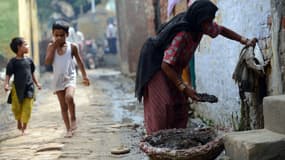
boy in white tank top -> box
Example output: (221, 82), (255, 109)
(45, 21), (90, 138)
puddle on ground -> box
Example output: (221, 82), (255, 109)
(110, 89), (143, 124)
(111, 102), (143, 124)
(90, 69), (143, 124)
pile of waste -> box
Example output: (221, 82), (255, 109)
(140, 128), (224, 160)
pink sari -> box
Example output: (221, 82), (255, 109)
(143, 71), (189, 134)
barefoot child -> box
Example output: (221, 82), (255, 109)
(4, 37), (42, 135)
(45, 21), (90, 138)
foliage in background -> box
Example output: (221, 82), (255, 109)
(36, 0), (101, 39)
(37, 0), (101, 22)
(0, 0), (18, 62)
(36, 0), (51, 23)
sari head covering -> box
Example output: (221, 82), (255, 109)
(184, 0), (218, 32)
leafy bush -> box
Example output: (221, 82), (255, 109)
(0, 0), (19, 60)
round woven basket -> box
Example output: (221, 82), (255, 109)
(140, 128), (224, 160)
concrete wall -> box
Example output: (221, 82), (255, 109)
(193, 0), (271, 127)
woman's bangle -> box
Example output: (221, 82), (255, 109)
(240, 37), (249, 45)
(177, 83), (187, 92)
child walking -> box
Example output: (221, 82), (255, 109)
(45, 21), (90, 138)
(4, 37), (42, 135)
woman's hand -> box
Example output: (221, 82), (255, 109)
(183, 85), (200, 101)
(241, 37), (258, 47)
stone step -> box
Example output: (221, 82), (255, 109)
(263, 95), (285, 134)
(223, 129), (285, 160)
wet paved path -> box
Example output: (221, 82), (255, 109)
(0, 69), (148, 160)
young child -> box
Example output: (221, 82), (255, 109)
(4, 37), (42, 135)
(45, 20), (90, 138)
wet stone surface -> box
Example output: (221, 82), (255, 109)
(90, 71), (143, 124)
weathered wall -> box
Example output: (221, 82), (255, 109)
(159, 0), (168, 24)
(193, 0), (272, 127)
(269, 0), (285, 95)
(116, 0), (169, 75)
(116, 0), (155, 75)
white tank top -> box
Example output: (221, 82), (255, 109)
(52, 42), (76, 92)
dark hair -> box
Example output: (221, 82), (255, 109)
(10, 37), (24, 54)
(52, 20), (69, 34)
(184, 0), (218, 32)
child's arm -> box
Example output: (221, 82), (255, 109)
(45, 42), (57, 65)
(32, 73), (42, 90)
(71, 43), (90, 86)
(4, 75), (10, 92)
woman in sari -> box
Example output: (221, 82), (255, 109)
(140, 0), (256, 134)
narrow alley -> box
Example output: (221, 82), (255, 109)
(1, 0), (285, 159)
(0, 69), (147, 160)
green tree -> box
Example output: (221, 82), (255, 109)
(0, 0), (18, 61)
(37, 0), (102, 22)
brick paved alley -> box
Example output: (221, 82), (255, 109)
(0, 69), (147, 160)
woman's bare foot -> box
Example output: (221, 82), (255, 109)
(64, 130), (73, 138)
(17, 120), (22, 130)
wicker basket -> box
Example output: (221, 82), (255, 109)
(140, 128), (224, 160)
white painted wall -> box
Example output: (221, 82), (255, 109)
(193, 0), (271, 127)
